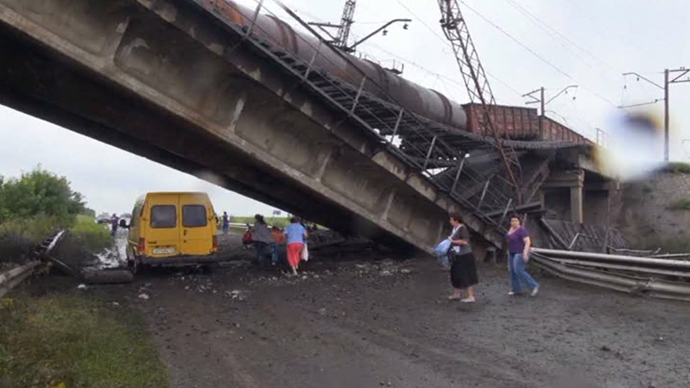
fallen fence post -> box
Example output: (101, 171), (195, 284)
(537, 218), (570, 250)
(0, 261), (42, 298)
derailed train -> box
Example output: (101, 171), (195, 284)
(201, 0), (468, 130)
(200, 0), (590, 144)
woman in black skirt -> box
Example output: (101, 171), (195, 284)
(447, 213), (478, 303)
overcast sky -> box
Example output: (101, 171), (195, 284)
(1, 0), (689, 215)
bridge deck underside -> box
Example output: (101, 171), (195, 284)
(0, 0), (545, 252)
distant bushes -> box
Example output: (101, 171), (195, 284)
(70, 215), (111, 253)
(230, 216), (291, 228)
(0, 215), (65, 264)
(664, 162), (690, 174)
(0, 167), (104, 265)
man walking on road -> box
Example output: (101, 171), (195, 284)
(110, 213), (119, 237)
(222, 212), (230, 234)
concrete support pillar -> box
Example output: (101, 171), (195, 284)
(542, 169), (585, 223)
(570, 185), (583, 224)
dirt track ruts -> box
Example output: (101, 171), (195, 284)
(93, 244), (690, 388)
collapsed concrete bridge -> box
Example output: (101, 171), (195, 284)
(0, 0), (613, 256)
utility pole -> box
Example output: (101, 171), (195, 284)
(523, 85), (577, 140)
(623, 68), (690, 162)
(307, 0), (409, 53)
(541, 87), (545, 140)
(437, 0), (524, 205)
(664, 69), (670, 162)
(336, 0), (357, 51)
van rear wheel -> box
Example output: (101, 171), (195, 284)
(127, 258), (139, 275)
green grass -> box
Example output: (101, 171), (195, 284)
(0, 293), (170, 388)
(70, 215), (112, 253)
(231, 216), (291, 228)
(0, 215), (66, 264)
(667, 199), (690, 211)
(665, 162), (690, 174)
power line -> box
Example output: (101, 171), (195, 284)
(561, 0), (650, 61)
(457, 0), (571, 79)
(360, 38), (525, 98)
(503, 0), (621, 75)
(457, 0), (620, 109)
(391, 0), (524, 98)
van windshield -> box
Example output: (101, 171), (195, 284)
(183, 205), (207, 227)
(151, 205), (176, 228)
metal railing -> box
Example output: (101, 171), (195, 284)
(0, 230), (65, 298)
(531, 248), (690, 302)
(188, 0), (528, 233)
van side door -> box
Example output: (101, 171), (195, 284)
(179, 194), (214, 256)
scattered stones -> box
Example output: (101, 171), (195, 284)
(226, 290), (247, 301)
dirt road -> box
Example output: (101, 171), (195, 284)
(93, 240), (689, 388)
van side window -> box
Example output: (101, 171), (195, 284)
(183, 205), (207, 227)
(151, 205), (176, 228)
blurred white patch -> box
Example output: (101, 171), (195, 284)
(95, 228), (128, 269)
(595, 112), (665, 181)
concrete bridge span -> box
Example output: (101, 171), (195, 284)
(0, 0), (523, 254)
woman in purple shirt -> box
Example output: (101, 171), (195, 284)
(506, 215), (539, 296)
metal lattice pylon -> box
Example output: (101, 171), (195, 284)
(438, 0), (523, 204)
(335, 0), (356, 50)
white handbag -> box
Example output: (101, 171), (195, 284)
(301, 244), (309, 261)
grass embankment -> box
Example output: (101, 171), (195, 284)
(71, 215), (111, 252)
(665, 162), (690, 174)
(0, 293), (170, 388)
(0, 215), (67, 266)
(0, 215), (113, 268)
(231, 216), (291, 228)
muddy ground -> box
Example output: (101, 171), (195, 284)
(69, 233), (689, 388)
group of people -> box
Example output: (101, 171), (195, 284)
(443, 213), (539, 303)
(247, 214), (308, 276)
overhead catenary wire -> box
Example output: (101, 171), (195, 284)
(503, 0), (622, 76)
(389, 0), (619, 144)
(355, 1), (596, 143)
(393, 0), (621, 114)
(253, 0), (596, 158)
(561, 0), (651, 61)
(391, 0), (524, 99)
(356, 37), (524, 99)
(257, 0), (527, 211)
(456, 0), (621, 110)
